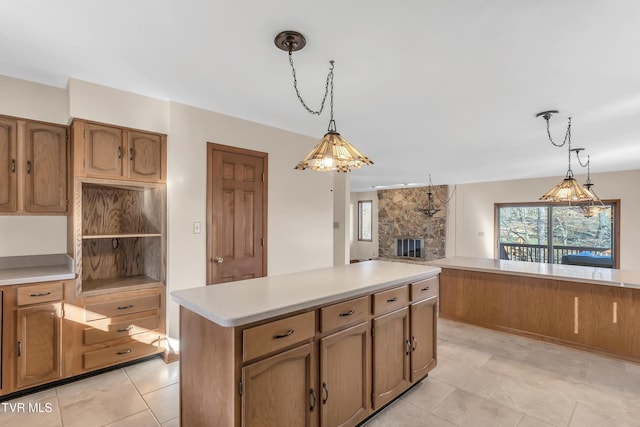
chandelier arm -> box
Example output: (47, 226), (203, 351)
(288, 50), (334, 116)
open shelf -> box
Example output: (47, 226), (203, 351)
(79, 180), (166, 294)
(82, 233), (163, 239)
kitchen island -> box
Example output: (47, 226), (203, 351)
(432, 256), (640, 363)
(171, 260), (441, 427)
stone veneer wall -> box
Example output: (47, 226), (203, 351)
(378, 186), (448, 261)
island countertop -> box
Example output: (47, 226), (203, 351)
(430, 256), (640, 289)
(171, 260), (441, 327)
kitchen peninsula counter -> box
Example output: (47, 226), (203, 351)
(431, 256), (640, 289)
(171, 260), (441, 427)
(432, 256), (640, 364)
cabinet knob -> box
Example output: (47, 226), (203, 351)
(11, 159), (15, 173)
(26, 160), (32, 174)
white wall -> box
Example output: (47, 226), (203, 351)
(0, 76), (69, 257)
(0, 75), (338, 344)
(165, 101), (334, 339)
(451, 170), (640, 269)
(349, 191), (379, 260)
(333, 172), (350, 266)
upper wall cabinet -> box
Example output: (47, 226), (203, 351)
(72, 120), (166, 183)
(0, 115), (68, 215)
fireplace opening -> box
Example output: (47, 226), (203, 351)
(396, 237), (423, 259)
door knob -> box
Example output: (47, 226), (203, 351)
(214, 257), (224, 264)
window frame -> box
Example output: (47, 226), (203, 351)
(494, 200), (620, 268)
(358, 200), (373, 242)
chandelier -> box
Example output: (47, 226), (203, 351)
(572, 149), (607, 217)
(536, 110), (594, 203)
(274, 30), (373, 172)
(418, 174), (456, 218)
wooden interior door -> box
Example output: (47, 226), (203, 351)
(207, 143), (267, 284)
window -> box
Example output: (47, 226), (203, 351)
(496, 201), (619, 268)
(358, 200), (372, 241)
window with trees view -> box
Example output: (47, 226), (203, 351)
(496, 201), (619, 268)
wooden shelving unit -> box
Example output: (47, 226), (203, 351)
(78, 180), (166, 295)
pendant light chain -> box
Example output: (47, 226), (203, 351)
(545, 116), (572, 147)
(288, 49), (334, 117)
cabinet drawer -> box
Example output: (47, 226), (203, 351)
(320, 296), (369, 333)
(85, 294), (160, 321)
(17, 282), (63, 306)
(243, 311), (315, 362)
(84, 313), (159, 346)
(373, 286), (409, 316)
(83, 331), (162, 370)
(411, 276), (439, 302)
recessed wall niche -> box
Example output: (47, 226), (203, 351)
(377, 186), (449, 261)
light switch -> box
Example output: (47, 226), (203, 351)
(193, 222), (201, 234)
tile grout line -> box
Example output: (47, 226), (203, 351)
(120, 367), (163, 427)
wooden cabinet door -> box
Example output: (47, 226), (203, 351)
(16, 303), (62, 389)
(320, 322), (370, 427)
(372, 307), (410, 410)
(242, 342), (317, 427)
(127, 131), (164, 182)
(410, 297), (437, 382)
(0, 117), (17, 212)
(83, 123), (124, 178)
(23, 122), (68, 213)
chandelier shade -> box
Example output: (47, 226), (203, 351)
(294, 130), (373, 172)
(539, 174), (592, 203)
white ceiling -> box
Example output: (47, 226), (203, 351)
(2, 0), (640, 191)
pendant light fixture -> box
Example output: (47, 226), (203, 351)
(536, 110), (593, 203)
(572, 149), (607, 217)
(418, 174), (456, 218)
(274, 30), (373, 172)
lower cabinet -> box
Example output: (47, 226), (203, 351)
(319, 322), (370, 427)
(16, 302), (62, 389)
(242, 342), (317, 427)
(371, 307), (410, 410)
(410, 297), (437, 382)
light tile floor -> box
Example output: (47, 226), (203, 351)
(1, 318), (639, 426)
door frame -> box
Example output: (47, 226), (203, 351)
(206, 143), (268, 284)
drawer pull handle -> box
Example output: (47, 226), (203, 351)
(387, 297), (399, 303)
(26, 160), (32, 174)
(322, 382), (329, 404)
(11, 159), (16, 173)
(117, 349), (132, 355)
(17, 341), (21, 357)
(273, 329), (294, 339)
(30, 291), (52, 297)
(421, 286), (431, 291)
(117, 305), (134, 310)
(339, 309), (355, 317)
(405, 339), (412, 355)
(117, 325), (134, 332)
(412, 336), (418, 351)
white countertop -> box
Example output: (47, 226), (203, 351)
(171, 260), (441, 327)
(0, 254), (75, 286)
(431, 256), (640, 289)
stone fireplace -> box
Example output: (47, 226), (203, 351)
(378, 186), (448, 261)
